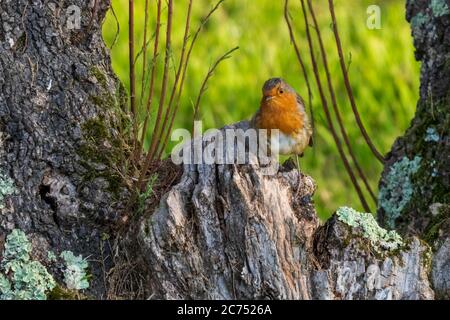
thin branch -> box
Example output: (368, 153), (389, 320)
(129, 0), (137, 141)
(152, 0), (194, 161)
(139, 0), (162, 152)
(300, 0), (370, 212)
(283, 0), (315, 149)
(137, 0), (174, 190)
(306, 0), (376, 204)
(108, 4), (120, 50)
(140, 0), (151, 110)
(156, 0), (226, 161)
(328, 0), (385, 163)
(192, 46), (239, 128)
(146, 0), (173, 158)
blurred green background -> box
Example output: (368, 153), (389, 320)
(102, 0), (419, 220)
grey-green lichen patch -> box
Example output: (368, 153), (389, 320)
(60, 251), (89, 290)
(47, 251), (57, 262)
(378, 156), (422, 229)
(430, 0), (450, 17)
(411, 12), (428, 27)
(411, 12), (428, 33)
(0, 171), (15, 209)
(0, 229), (56, 300)
(337, 207), (403, 252)
(424, 127), (440, 142)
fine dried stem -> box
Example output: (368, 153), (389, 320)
(155, 0), (226, 161)
(300, 0), (370, 212)
(137, 0), (173, 190)
(306, 0), (375, 204)
(328, 0), (385, 163)
(152, 0), (194, 162)
(108, 4), (120, 50)
(283, 0), (315, 147)
(145, 0), (173, 159)
(192, 46), (239, 128)
(139, 0), (162, 151)
(140, 0), (150, 108)
(129, 0), (137, 145)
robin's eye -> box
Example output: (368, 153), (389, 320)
(279, 89), (284, 94)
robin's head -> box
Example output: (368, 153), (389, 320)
(261, 78), (297, 108)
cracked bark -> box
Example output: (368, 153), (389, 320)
(378, 0), (450, 298)
(0, 0), (129, 297)
(133, 122), (434, 300)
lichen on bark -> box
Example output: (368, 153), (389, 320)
(378, 0), (450, 236)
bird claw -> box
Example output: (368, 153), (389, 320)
(295, 155), (302, 197)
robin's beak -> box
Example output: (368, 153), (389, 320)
(263, 87), (278, 101)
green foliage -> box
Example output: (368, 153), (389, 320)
(0, 171), (14, 209)
(336, 206), (403, 252)
(137, 174), (158, 216)
(0, 229), (56, 300)
(103, 0), (420, 219)
(378, 156), (422, 228)
(60, 251), (89, 291)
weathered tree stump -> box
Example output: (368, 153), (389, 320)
(135, 122), (434, 300)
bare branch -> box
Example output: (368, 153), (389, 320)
(156, 0), (226, 161)
(306, 0), (376, 204)
(328, 0), (385, 163)
(154, 0), (195, 161)
(283, 0), (315, 151)
(300, 0), (370, 211)
(192, 46), (239, 128)
(137, 0), (174, 190)
(139, 0), (163, 151)
(108, 4), (121, 50)
(129, 0), (137, 144)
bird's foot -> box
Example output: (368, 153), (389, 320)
(295, 155), (302, 197)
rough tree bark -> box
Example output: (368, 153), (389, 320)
(0, 0), (129, 297)
(133, 122), (434, 300)
(377, 0), (450, 298)
(0, 0), (447, 300)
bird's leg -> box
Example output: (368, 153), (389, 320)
(295, 155), (302, 196)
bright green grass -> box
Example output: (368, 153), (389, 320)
(102, 0), (419, 219)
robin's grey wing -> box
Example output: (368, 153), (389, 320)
(296, 93), (305, 106)
(250, 108), (261, 128)
(296, 93), (314, 147)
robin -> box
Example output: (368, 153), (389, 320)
(251, 78), (313, 171)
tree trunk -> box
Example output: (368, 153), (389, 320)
(377, 0), (450, 298)
(0, 0), (128, 297)
(132, 122), (434, 300)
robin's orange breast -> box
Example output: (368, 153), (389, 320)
(256, 94), (305, 135)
